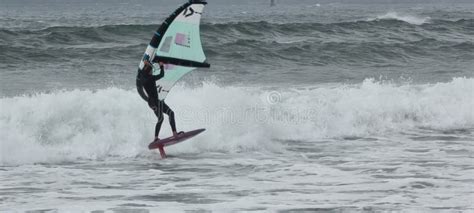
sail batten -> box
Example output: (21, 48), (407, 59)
(153, 56), (210, 68)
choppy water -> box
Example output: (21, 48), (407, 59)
(1, 0), (473, 212)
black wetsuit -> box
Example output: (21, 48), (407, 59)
(138, 63), (177, 138)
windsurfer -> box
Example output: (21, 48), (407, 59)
(137, 58), (182, 141)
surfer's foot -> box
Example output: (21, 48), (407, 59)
(154, 136), (160, 142)
(173, 131), (184, 137)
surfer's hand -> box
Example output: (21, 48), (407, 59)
(159, 62), (164, 66)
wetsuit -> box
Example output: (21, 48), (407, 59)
(137, 62), (177, 138)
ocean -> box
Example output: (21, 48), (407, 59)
(1, 0), (473, 212)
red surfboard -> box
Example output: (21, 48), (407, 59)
(148, 128), (205, 158)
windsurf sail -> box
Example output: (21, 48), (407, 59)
(136, 0), (210, 101)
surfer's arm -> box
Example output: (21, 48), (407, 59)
(154, 62), (165, 81)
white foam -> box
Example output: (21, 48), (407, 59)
(1, 78), (473, 165)
(370, 12), (431, 25)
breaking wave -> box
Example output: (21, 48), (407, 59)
(1, 78), (473, 165)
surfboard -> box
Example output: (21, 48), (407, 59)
(148, 128), (206, 158)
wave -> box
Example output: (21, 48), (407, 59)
(1, 78), (473, 165)
(1, 18), (472, 66)
(368, 12), (431, 25)
(1, 19), (471, 50)
(1, 17), (471, 37)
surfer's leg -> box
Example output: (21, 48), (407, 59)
(154, 116), (164, 139)
(161, 101), (177, 133)
(152, 102), (164, 139)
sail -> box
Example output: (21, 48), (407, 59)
(137, 0), (210, 101)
